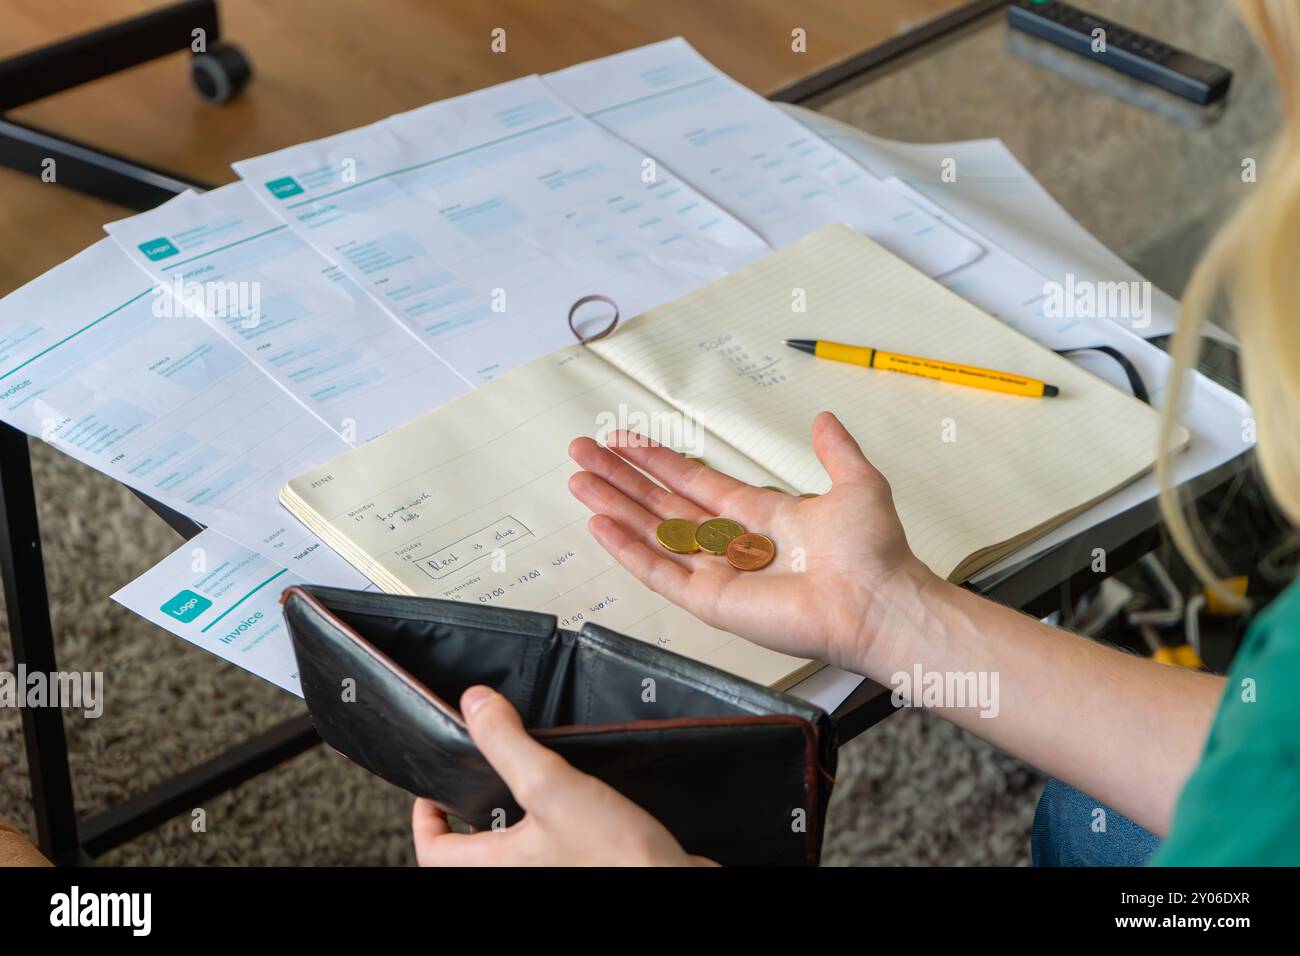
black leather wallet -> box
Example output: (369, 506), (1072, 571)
(281, 584), (837, 866)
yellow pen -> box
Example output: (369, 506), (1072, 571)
(784, 339), (1059, 399)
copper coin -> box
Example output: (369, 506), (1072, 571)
(725, 533), (775, 571)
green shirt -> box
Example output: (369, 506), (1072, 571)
(1153, 579), (1300, 865)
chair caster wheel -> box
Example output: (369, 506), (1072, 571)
(191, 41), (252, 105)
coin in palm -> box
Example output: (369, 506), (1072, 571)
(694, 518), (745, 555)
(656, 518), (700, 554)
(726, 533), (776, 571)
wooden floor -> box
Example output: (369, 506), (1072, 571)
(0, 0), (967, 293)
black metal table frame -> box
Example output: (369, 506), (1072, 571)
(0, 0), (1240, 865)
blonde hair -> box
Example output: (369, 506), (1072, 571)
(1159, 0), (1300, 601)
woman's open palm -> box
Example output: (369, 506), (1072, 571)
(568, 411), (933, 672)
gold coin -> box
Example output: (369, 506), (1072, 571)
(656, 518), (700, 554)
(694, 517), (746, 555)
(726, 533), (776, 571)
(798, 493), (820, 499)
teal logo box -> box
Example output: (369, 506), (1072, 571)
(265, 176), (305, 199)
(138, 237), (180, 261)
(161, 590), (212, 623)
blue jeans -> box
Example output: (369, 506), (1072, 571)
(1032, 779), (1161, 866)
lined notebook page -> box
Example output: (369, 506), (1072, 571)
(592, 225), (1179, 580)
(281, 345), (816, 689)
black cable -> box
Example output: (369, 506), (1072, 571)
(1055, 345), (1151, 404)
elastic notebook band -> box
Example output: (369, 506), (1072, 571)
(568, 295), (620, 344)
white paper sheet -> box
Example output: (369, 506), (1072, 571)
(787, 666), (867, 714)
(544, 38), (983, 278)
(105, 183), (471, 444)
(782, 105), (1236, 345)
(0, 240), (366, 586)
(111, 529), (311, 695)
(233, 74), (771, 385)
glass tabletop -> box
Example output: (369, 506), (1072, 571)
(802, 0), (1281, 309)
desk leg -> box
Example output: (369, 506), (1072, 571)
(0, 424), (80, 863)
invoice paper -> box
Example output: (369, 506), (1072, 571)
(543, 38), (982, 278)
(105, 183), (471, 443)
(111, 528), (309, 695)
(0, 239), (365, 586)
(233, 74), (771, 385)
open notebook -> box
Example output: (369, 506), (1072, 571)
(282, 225), (1182, 688)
